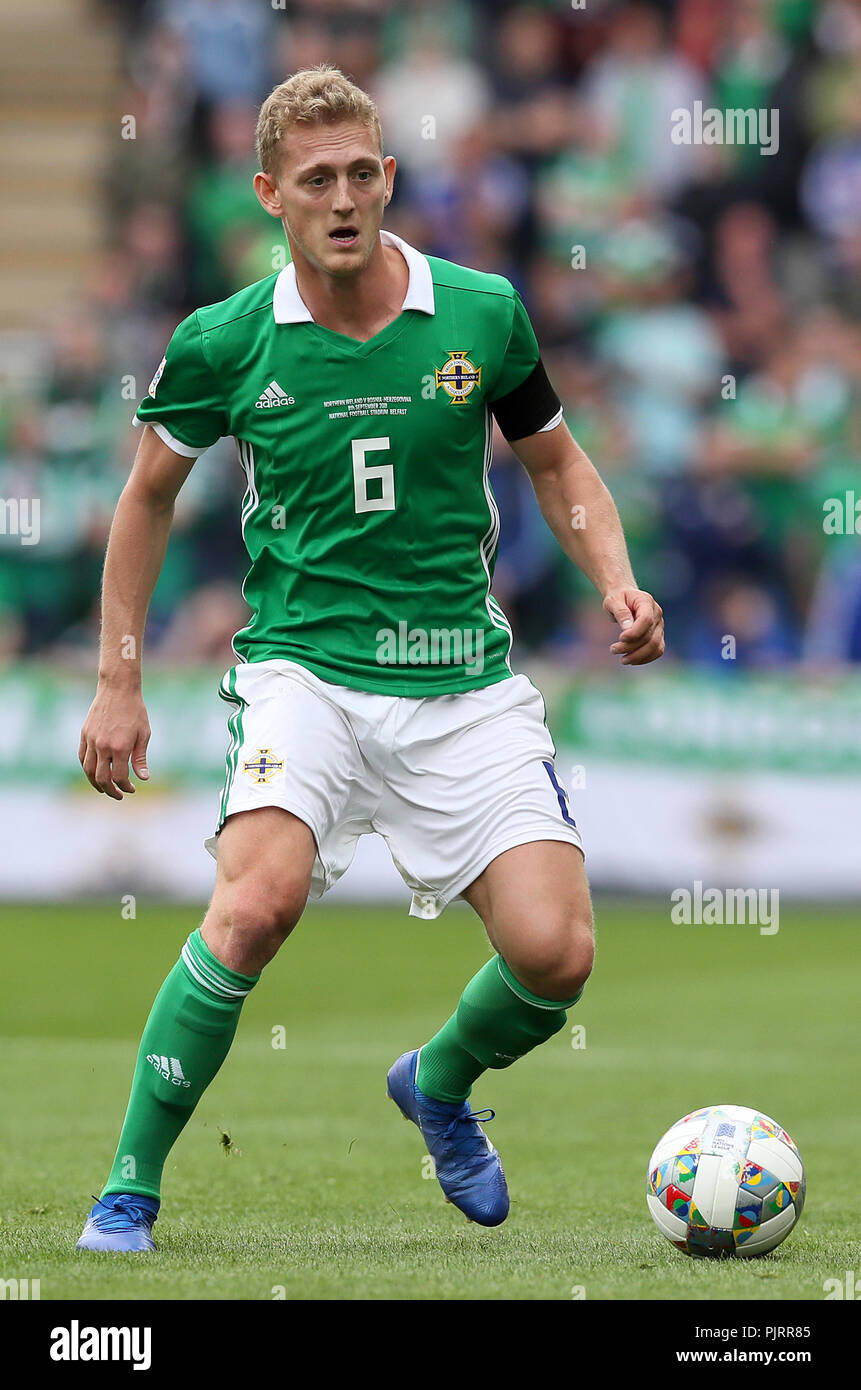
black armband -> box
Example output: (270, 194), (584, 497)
(490, 358), (562, 442)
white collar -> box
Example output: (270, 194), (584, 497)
(272, 229), (435, 323)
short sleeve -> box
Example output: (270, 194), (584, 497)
(133, 312), (228, 458)
(489, 289), (562, 441)
(489, 291), (541, 402)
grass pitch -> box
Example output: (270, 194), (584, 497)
(1, 899), (857, 1300)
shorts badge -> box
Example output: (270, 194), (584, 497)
(148, 355), (166, 398)
(243, 749), (284, 783)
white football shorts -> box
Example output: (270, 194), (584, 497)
(204, 659), (583, 918)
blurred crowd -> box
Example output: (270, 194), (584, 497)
(1, 0), (859, 670)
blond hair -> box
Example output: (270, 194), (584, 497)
(256, 64), (383, 176)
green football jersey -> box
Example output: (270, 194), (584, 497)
(134, 230), (561, 695)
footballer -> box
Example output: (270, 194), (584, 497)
(76, 66), (664, 1251)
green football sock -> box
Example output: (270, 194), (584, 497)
(101, 928), (259, 1201)
(416, 955), (583, 1104)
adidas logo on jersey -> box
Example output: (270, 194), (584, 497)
(255, 381), (295, 409)
(146, 1053), (191, 1087)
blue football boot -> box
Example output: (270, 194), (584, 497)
(387, 1048), (510, 1227)
(75, 1192), (159, 1252)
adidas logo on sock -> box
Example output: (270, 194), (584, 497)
(255, 380), (295, 409)
(146, 1054), (191, 1087)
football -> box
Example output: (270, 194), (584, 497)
(646, 1104), (806, 1258)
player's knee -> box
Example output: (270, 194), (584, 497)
(525, 952), (592, 1004)
(507, 912), (594, 1003)
(217, 872), (308, 950)
(554, 928), (594, 1001)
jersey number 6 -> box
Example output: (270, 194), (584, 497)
(352, 436), (394, 514)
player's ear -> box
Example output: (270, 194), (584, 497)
(253, 170), (283, 219)
(382, 154), (396, 206)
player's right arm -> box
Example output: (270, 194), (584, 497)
(78, 427), (196, 799)
(81, 308), (227, 798)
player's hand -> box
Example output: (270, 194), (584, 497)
(79, 682), (151, 799)
(603, 588), (665, 666)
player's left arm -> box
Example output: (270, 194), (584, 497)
(510, 419), (665, 666)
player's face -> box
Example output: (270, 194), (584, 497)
(258, 120), (394, 278)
